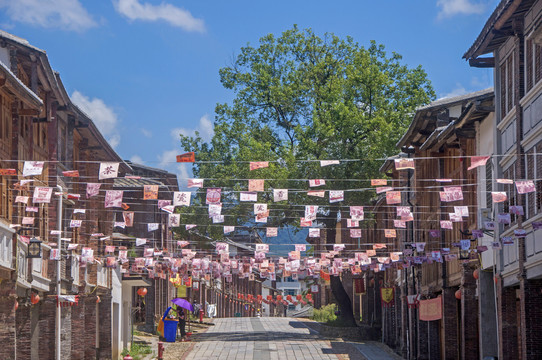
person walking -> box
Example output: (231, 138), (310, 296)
(178, 310), (187, 341)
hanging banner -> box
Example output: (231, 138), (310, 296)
(206, 188), (221, 205)
(354, 278), (365, 295)
(86, 183), (101, 198)
(309, 179), (325, 187)
(320, 160), (339, 167)
(98, 162), (119, 180)
(173, 191), (191, 206)
(329, 190), (344, 203)
(307, 190), (325, 197)
(33, 187), (53, 203)
(386, 191), (401, 204)
(381, 288), (394, 307)
(144, 185), (159, 200)
(250, 161), (269, 170)
(104, 190), (123, 208)
(371, 179), (387, 186)
(176, 152), (195, 162)
(266, 227), (278, 237)
(273, 189), (288, 202)
(350, 206), (364, 221)
(248, 179), (264, 192)
(187, 179), (203, 188)
(467, 156), (490, 170)
(240, 192), (257, 202)
(23, 161), (44, 177)
(123, 212), (134, 227)
(419, 296), (442, 321)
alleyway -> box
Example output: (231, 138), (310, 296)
(175, 317), (403, 360)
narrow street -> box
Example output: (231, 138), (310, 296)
(171, 317), (402, 360)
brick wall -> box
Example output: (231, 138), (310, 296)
(71, 297), (85, 359)
(498, 284), (519, 360)
(16, 304), (30, 360)
(520, 278), (542, 359)
(461, 266), (479, 360)
(98, 294), (112, 359)
(442, 287), (459, 359)
(84, 296), (97, 360)
(0, 281), (16, 360)
(38, 299), (56, 359)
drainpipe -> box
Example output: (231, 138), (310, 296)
(56, 185), (63, 360)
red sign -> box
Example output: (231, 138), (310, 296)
(176, 152), (195, 162)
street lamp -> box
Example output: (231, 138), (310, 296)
(27, 237), (42, 258)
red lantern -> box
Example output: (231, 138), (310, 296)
(31, 293), (40, 305)
(267, 295), (272, 301)
(286, 295), (292, 302)
(96, 296), (101, 303)
(14, 301), (18, 311)
(257, 295), (262, 302)
(276, 295), (282, 301)
(473, 269), (479, 280)
(137, 288), (148, 297)
(455, 289), (462, 300)
(306, 293), (312, 300)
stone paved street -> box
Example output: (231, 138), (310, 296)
(182, 317), (402, 360)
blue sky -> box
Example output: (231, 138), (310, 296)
(0, 0), (497, 183)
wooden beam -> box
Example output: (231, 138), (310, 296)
(19, 108), (40, 116)
(469, 57), (495, 68)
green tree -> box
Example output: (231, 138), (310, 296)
(178, 26), (434, 326)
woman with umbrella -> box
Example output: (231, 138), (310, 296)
(178, 308), (186, 341)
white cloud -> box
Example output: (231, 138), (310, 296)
(176, 163), (191, 181)
(71, 90), (121, 148)
(114, 0), (205, 32)
(141, 128), (152, 138)
(171, 114), (214, 142)
(0, 0), (96, 32)
(130, 154), (144, 164)
(439, 84), (469, 99)
(437, 0), (487, 19)
(157, 149), (179, 168)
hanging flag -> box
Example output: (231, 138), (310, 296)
(213, 215), (225, 223)
(0, 169), (16, 175)
(516, 180), (535, 194)
(510, 205), (524, 216)
(492, 192), (507, 203)
(240, 192), (257, 202)
(467, 156), (490, 170)
(173, 191), (191, 206)
(15, 196), (29, 204)
(394, 158), (414, 170)
(86, 183), (101, 198)
(104, 190), (123, 208)
(419, 297), (442, 321)
(350, 206), (364, 221)
(26, 206), (38, 212)
(440, 220), (453, 229)
(386, 191), (401, 204)
(347, 219), (359, 228)
(248, 179), (265, 192)
(308, 228), (320, 238)
(223, 226), (235, 234)
(208, 204), (222, 217)
(255, 211), (269, 223)
(187, 179), (203, 188)
(266, 227), (278, 237)
(148, 223), (159, 231)
(394, 220), (406, 228)
(70, 220), (82, 228)
(23, 161), (44, 177)
(206, 188), (221, 204)
(295, 244), (306, 252)
(62, 170), (79, 177)
(300, 218), (312, 227)
(496, 178), (514, 184)
(320, 160), (339, 167)
(114, 222), (126, 228)
(350, 229), (361, 238)
(454, 206), (469, 217)
(309, 179), (325, 187)
(33, 187), (53, 204)
(22, 217), (34, 225)
(144, 185), (159, 200)
(329, 190), (344, 203)
(273, 189), (288, 202)
(168, 214), (180, 227)
(98, 162), (119, 180)
(176, 152), (195, 162)
(250, 161), (269, 170)
(384, 229), (396, 238)
(307, 190), (325, 197)
(123, 212), (134, 227)
(186, 224), (197, 230)
(371, 179), (387, 186)
(157, 199), (171, 209)
(254, 203), (267, 215)
(305, 205), (318, 221)
(136, 238), (147, 246)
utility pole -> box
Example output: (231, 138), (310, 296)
(56, 185), (63, 360)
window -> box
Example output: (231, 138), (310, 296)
(501, 52), (515, 117)
(526, 38), (542, 93)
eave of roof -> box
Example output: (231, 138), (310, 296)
(0, 60), (42, 109)
(464, 0), (535, 60)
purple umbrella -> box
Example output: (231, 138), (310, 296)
(171, 298), (194, 311)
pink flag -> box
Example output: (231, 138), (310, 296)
(266, 227), (278, 237)
(248, 179), (265, 192)
(496, 178), (514, 184)
(300, 218), (312, 227)
(376, 186), (393, 194)
(240, 192), (258, 202)
(350, 229), (361, 238)
(320, 160), (340, 167)
(329, 190), (344, 203)
(394, 219), (406, 228)
(273, 189), (288, 202)
(123, 212), (134, 227)
(309, 179), (326, 187)
(86, 183), (101, 198)
(350, 206), (364, 221)
(386, 191), (401, 204)
(371, 179), (387, 186)
(305, 205), (318, 221)
(104, 190), (123, 208)
(440, 220), (453, 229)
(250, 161), (269, 171)
(307, 190), (325, 197)
(187, 179), (204, 188)
(492, 192), (507, 203)
(347, 219), (359, 228)
(467, 156), (490, 170)
(384, 229), (396, 238)
(309, 228), (320, 237)
(206, 188), (221, 204)
(33, 187), (52, 203)
(516, 180), (535, 194)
